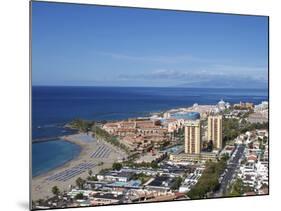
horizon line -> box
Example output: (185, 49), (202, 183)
(31, 85), (268, 90)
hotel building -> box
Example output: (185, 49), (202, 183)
(184, 121), (201, 154)
(207, 115), (223, 150)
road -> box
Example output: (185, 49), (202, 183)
(214, 144), (245, 197)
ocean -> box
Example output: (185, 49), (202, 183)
(32, 86), (268, 176)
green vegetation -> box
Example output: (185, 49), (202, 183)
(75, 177), (86, 189)
(126, 153), (140, 161)
(227, 178), (253, 196)
(222, 108), (231, 115)
(223, 118), (240, 142)
(240, 111), (252, 119)
(112, 162), (123, 171)
(99, 168), (112, 174)
(93, 126), (130, 153)
(171, 176), (183, 190)
(171, 127), (185, 144)
(240, 158), (247, 165)
(261, 183), (269, 190)
(177, 127), (184, 136)
(51, 186), (60, 196)
(131, 173), (151, 184)
(36, 199), (45, 206)
(258, 137), (266, 150)
(223, 118), (268, 143)
(220, 153), (230, 161)
(87, 169), (98, 181)
(241, 121), (268, 133)
(122, 160), (159, 169)
(87, 175), (98, 181)
(68, 119), (94, 132)
(263, 136), (268, 143)
(159, 141), (171, 150)
(187, 159), (226, 199)
(151, 161), (159, 169)
(75, 192), (84, 200)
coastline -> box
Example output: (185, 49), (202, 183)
(32, 136), (83, 179)
(31, 132), (127, 201)
(31, 92), (269, 202)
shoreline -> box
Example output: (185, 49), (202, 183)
(31, 132), (127, 201)
(31, 99), (268, 201)
(32, 132), (103, 179)
(32, 136), (83, 179)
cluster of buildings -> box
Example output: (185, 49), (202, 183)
(170, 115), (223, 162)
(235, 129), (269, 195)
(233, 101), (254, 110)
(254, 101), (269, 112)
(103, 100), (228, 162)
(248, 101), (269, 123)
(164, 112), (199, 133)
(85, 163), (203, 203)
(103, 119), (168, 152)
(95, 100), (268, 196)
(164, 101), (227, 119)
(33, 100), (269, 209)
(219, 145), (236, 158)
(223, 101), (259, 120)
(61, 164), (200, 208)
(179, 167), (205, 193)
(103, 109), (208, 153)
(222, 100), (268, 124)
(224, 109), (248, 119)
(217, 99), (231, 111)
(161, 100), (230, 136)
(102, 99), (255, 165)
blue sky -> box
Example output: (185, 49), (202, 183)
(32, 2), (268, 88)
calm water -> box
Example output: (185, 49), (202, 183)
(32, 86), (268, 176)
(32, 140), (81, 177)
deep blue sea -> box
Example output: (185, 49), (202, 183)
(32, 86), (268, 176)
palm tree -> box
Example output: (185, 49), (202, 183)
(32, 200), (35, 208)
(88, 169), (93, 177)
(36, 199), (44, 205)
(52, 186), (60, 196)
(76, 177), (85, 189)
(75, 192), (84, 200)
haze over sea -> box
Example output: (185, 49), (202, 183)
(32, 86), (268, 176)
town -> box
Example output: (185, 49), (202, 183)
(32, 100), (269, 209)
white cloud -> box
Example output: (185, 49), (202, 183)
(98, 52), (213, 64)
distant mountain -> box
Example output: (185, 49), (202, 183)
(178, 78), (268, 89)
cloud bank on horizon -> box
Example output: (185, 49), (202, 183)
(32, 2), (268, 89)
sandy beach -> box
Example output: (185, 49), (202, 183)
(31, 132), (127, 202)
